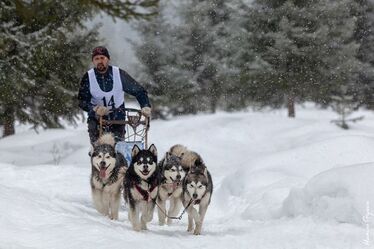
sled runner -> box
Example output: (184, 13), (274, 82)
(99, 108), (150, 165)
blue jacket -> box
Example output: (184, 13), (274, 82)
(78, 66), (151, 120)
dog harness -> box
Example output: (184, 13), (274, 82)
(134, 180), (158, 202)
(161, 180), (180, 197)
(88, 66), (125, 110)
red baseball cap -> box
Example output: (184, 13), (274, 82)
(92, 46), (110, 60)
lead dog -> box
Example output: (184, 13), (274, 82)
(90, 133), (127, 220)
(157, 152), (186, 225)
(182, 155), (213, 235)
(123, 144), (159, 231)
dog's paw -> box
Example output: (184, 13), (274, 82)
(158, 220), (165, 226)
(141, 223), (148, 230)
(110, 214), (119, 220)
(167, 218), (173, 226)
(193, 223), (202, 235)
(187, 226), (194, 232)
(132, 224), (141, 232)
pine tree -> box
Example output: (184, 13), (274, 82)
(242, 0), (364, 117)
(353, 0), (374, 109)
(177, 0), (237, 113)
(134, 0), (238, 115)
(132, 4), (198, 117)
(0, 1), (98, 136)
(331, 85), (364, 129)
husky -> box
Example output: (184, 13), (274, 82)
(182, 156), (213, 235)
(90, 133), (127, 220)
(157, 152), (186, 225)
(123, 144), (159, 231)
(169, 144), (201, 171)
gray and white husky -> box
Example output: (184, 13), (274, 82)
(182, 156), (213, 235)
(157, 152), (186, 225)
(90, 133), (127, 220)
(123, 144), (160, 231)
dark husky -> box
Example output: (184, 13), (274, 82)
(123, 144), (159, 231)
(90, 133), (127, 220)
(157, 152), (186, 225)
(182, 156), (213, 235)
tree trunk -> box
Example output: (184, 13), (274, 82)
(209, 81), (220, 114)
(210, 97), (217, 114)
(287, 94), (295, 118)
(3, 109), (15, 137)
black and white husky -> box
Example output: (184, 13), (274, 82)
(157, 152), (186, 225)
(90, 133), (127, 220)
(123, 144), (159, 231)
(182, 156), (213, 235)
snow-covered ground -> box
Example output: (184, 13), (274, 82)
(1, 104), (374, 249)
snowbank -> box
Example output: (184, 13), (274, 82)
(282, 163), (374, 224)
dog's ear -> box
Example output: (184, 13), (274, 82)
(148, 144), (157, 157)
(194, 157), (204, 168)
(116, 152), (128, 168)
(165, 152), (171, 161)
(132, 144), (141, 158)
(183, 166), (190, 174)
(203, 167), (208, 178)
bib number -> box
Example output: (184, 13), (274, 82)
(102, 96), (115, 109)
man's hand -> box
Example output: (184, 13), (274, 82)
(141, 107), (151, 118)
(93, 106), (110, 116)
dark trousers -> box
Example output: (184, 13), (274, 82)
(87, 118), (126, 145)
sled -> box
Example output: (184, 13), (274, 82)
(99, 108), (150, 165)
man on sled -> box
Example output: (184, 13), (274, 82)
(78, 46), (151, 145)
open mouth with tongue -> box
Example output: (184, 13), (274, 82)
(99, 165), (110, 178)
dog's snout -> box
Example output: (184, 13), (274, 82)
(143, 164), (148, 170)
(192, 193), (198, 199)
(176, 174), (181, 179)
(100, 161), (106, 167)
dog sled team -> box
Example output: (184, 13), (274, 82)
(90, 133), (213, 235)
(79, 46), (213, 235)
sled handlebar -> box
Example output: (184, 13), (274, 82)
(98, 108), (150, 143)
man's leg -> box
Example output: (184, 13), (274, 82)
(87, 118), (99, 145)
(110, 124), (126, 142)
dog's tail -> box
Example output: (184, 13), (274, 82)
(97, 133), (116, 147)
